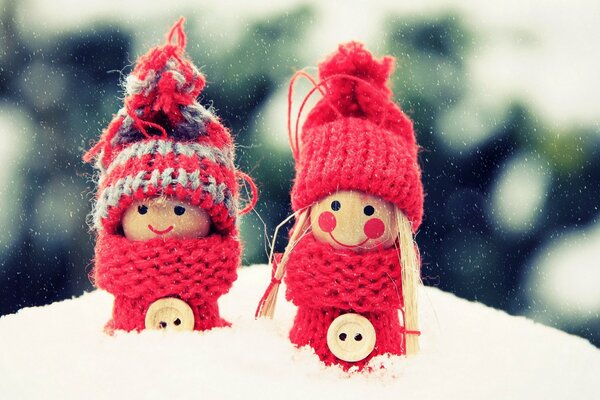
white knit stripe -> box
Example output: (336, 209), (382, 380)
(93, 168), (235, 230)
(124, 69), (158, 97)
(101, 139), (234, 182)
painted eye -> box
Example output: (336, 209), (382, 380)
(174, 205), (186, 216)
(363, 205), (375, 216)
(138, 205), (148, 215)
(331, 200), (341, 211)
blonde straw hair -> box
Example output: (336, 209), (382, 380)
(255, 208), (311, 319)
(395, 207), (421, 355)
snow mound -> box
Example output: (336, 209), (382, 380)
(1, 265), (599, 399)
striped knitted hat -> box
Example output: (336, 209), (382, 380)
(291, 42), (424, 231)
(84, 19), (248, 235)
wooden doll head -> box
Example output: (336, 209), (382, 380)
(310, 191), (397, 252)
(122, 196), (211, 241)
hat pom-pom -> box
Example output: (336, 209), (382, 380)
(319, 41), (394, 92)
(125, 18), (206, 125)
(316, 42), (394, 118)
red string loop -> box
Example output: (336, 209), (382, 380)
(287, 71), (328, 160)
(288, 72), (392, 160)
(237, 171), (258, 215)
(167, 17), (187, 50)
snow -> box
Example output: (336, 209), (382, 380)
(1, 265), (598, 399)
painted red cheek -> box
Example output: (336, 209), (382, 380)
(318, 211), (337, 233)
(364, 218), (385, 239)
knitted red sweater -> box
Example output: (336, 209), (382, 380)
(284, 235), (405, 370)
(94, 233), (240, 332)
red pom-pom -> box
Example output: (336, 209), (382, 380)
(308, 42), (396, 123)
(319, 41), (394, 91)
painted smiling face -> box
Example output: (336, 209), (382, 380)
(122, 197), (211, 241)
(310, 191), (397, 252)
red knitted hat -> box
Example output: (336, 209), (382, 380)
(290, 42), (424, 230)
(84, 19), (252, 234)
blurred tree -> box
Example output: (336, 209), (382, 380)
(0, 2), (130, 315)
(0, 2), (597, 348)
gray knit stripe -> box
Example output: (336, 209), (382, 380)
(93, 168), (236, 230)
(101, 140), (234, 183)
(111, 102), (213, 145)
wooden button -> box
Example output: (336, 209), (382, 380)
(327, 313), (376, 362)
(145, 298), (195, 332)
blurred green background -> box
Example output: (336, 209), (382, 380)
(1, 0), (599, 346)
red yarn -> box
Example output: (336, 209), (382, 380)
(289, 42), (424, 231)
(284, 235), (405, 370)
(284, 235), (403, 312)
(94, 233), (240, 332)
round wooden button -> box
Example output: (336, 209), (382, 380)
(327, 313), (376, 362)
(145, 298), (195, 332)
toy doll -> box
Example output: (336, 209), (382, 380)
(256, 42), (424, 370)
(84, 19), (256, 333)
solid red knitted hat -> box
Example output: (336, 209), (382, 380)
(84, 19), (252, 234)
(290, 42), (424, 230)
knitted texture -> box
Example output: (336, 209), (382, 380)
(284, 235), (405, 370)
(291, 42), (424, 231)
(84, 19), (241, 234)
(94, 233), (240, 332)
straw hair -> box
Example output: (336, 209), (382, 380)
(396, 207), (421, 355)
(256, 209), (310, 318)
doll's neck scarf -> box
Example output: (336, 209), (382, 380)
(284, 234), (403, 312)
(93, 233), (240, 303)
